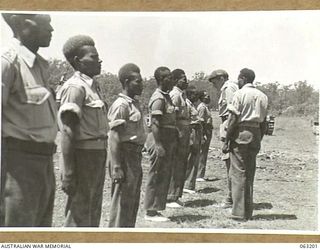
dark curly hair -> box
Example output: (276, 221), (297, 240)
(118, 63), (141, 87)
(62, 35), (95, 68)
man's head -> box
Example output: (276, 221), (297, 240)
(208, 69), (228, 90)
(63, 35), (102, 78)
(2, 13), (53, 52)
(154, 66), (173, 92)
(238, 68), (255, 89)
(118, 63), (143, 96)
(172, 68), (188, 90)
(186, 85), (198, 103)
(198, 90), (210, 104)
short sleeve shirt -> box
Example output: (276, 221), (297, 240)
(186, 99), (203, 125)
(108, 93), (146, 145)
(1, 39), (57, 143)
(169, 86), (190, 124)
(149, 88), (176, 128)
(219, 80), (239, 117)
(57, 71), (109, 141)
(228, 83), (268, 123)
(197, 102), (212, 127)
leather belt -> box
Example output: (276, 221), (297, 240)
(2, 137), (56, 155)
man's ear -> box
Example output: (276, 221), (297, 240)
(23, 18), (37, 28)
(73, 56), (81, 68)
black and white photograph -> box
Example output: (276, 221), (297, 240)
(0, 10), (319, 233)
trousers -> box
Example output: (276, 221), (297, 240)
(184, 125), (202, 190)
(1, 148), (55, 227)
(230, 126), (261, 220)
(167, 125), (190, 201)
(65, 148), (106, 227)
(197, 128), (212, 178)
(108, 142), (143, 227)
(144, 128), (177, 211)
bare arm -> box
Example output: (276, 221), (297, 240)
(260, 117), (268, 141)
(222, 113), (238, 153)
(151, 115), (165, 157)
(108, 126), (125, 182)
(60, 111), (79, 195)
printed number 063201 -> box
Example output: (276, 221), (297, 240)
(300, 244), (318, 248)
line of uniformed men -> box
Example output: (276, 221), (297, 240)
(1, 13), (268, 227)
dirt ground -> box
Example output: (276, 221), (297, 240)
(52, 113), (318, 231)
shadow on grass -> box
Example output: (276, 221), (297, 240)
(252, 214), (297, 221)
(169, 214), (210, 223)
(197, 187), (221, 194)
(204, 177), (220, 182)
(253, 202), (273, 210)
(184, 199), (217, 208)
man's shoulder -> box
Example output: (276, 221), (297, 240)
(197, 102), (206, 110)
(112, 96), (130, 108)
(225, 80), (239, 90)
(151, 90), (165, 100)
(2, 47), (18, 64)
(58, 75), (86, 96)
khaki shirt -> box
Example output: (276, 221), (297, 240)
(169, 86), (190, 125)
(57, 71), (109, 143)
(108, 93), (146, 145)
(197, 102), (212, 128)
(186, 99), (203, 125)
(219, 80), (239, 117)
(1, 39), (57, 143)
(228, 83), (268, 124)
(149, 88), (176, 129)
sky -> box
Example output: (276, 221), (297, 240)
(1, 11), (320, 88)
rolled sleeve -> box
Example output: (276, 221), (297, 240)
(228, 92), (241, 116)
(1, 57), (15, 106)
(59, 102), (82, 119)
(150, 99), (164, 116)
(108, 102), (128, 130)
(58, 85), (85, 128)
(227, 103), (241, 116)
(197, 106), (206, 120)
(170, 93), (181, 106)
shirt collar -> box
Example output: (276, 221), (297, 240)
(243, 83), (255, 88)
(118, 93), (136, 103)
(75, 71), (94, 87)
(173, 86), (183, 93)
(222, 80), (238, 91)
(156, 88), (170, 95)
(12, 38), (37, 68)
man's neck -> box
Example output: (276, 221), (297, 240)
(18, 38), (39, 54)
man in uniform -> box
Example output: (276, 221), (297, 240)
(167, 69), (191, 208)
(196, 91), (213, 181)
(184, 86), (203, 193)
(144, 67), (177, 222)
(107, 63), (146, 227)
(223, 68), (268, 221)
(208, 69), (238, 208)
(57, 35), (109, 227)
(1, 13), (57, 226)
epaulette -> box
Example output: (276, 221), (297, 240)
(1, 47), (18, 63)
(151, 90), (165, 101)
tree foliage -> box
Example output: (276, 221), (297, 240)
(48, 59), (319, 117)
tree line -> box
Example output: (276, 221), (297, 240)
(48, 59), (319, 118)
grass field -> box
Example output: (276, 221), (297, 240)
(52, 113), (318, 231)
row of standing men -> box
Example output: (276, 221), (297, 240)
(0, 13), (268, 227)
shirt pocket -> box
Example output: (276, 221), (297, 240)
(17, 85), (54, 129)
(83, 98), (108, 134)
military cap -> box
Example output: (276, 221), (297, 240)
(208, 69), (228, 82)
